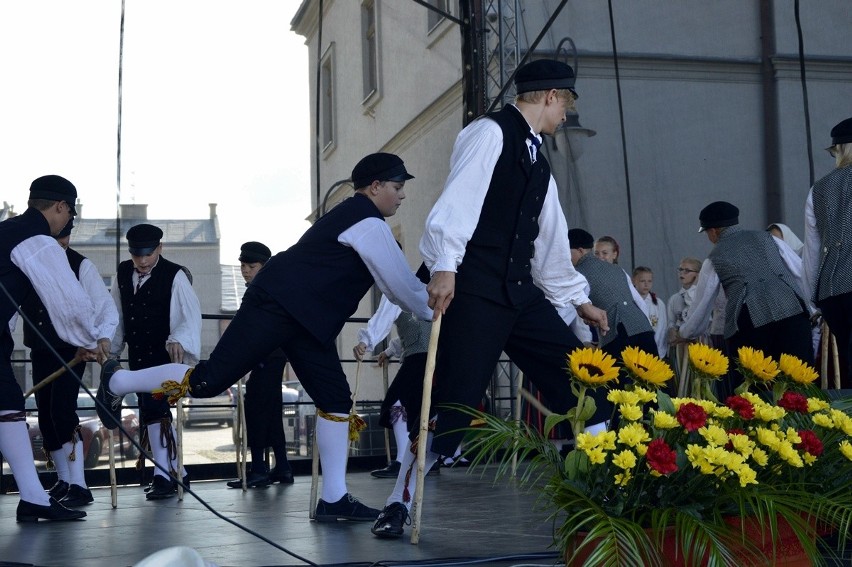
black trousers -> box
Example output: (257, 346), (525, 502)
(426, 292), (599, 457)
(189, 287), (352, 414)
(0, 330), (23, 411)
(244, 355), (287, 449)
(32, 346), (86, 451)
(817, 291), (852, 389)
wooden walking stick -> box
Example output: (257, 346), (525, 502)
(23, 355), (84, 398)
(831, 333), (841, 390)
(176, 398), (185, 500)
(512, 373), (523, 477)
(382, 361), (391, 464)
(236, 377), (248, 490)
(410, 312), (442, 544)
(109, 429), (118, 508)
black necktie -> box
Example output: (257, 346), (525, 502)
(527, 133), (541, 163)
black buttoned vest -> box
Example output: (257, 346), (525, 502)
(811, 166), (852, 301)
(575, 254), (653, 347)
(21, 247), (85, 350)
(117, 257), (183, 370)
(456, 105), (551, 307)
(250, 193), (383, 344)
(709, 227), (806, 338)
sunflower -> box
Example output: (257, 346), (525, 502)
(736, 346), (780, 383)
(687, 343), (729, 380)
(566, 347), (620, 386)
(621, 346), (674, 386)
(778, 353), (819, 385)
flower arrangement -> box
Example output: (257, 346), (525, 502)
(457, 345), (852, 566)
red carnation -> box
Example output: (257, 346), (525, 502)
(646, 438), (678, 475)
(676, 402), (707, 432)
(796, 429), (824, 457)
(778, 391), (809, 413)
(725, 395), (755, 420)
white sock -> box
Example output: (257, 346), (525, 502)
(109, 364), (191, 396)
(386, 430), (438, 510)
(65, 440), (87, 488)
(51, 449), (70, 483)
(390, 403), (408, 463)
(0, 416), (50, 505)
(147, 422), (184, 479)
(316, 413), (350, 503)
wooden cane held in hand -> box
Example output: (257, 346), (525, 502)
(410, 311), (442, 544)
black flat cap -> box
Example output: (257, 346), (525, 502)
(351, 153), (414, 190)
(515, 59), (577, 98)
(698, 201), (739, 232)
(29, 175), (78, 216)
(830, 117), (852, 146)
(57, 219), (74, 239)
(239, 241), (272, 264)
(126, 223), (163, 256)
(568, 228), (594, 250)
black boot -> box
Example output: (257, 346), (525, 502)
(226, 469), (271, 489)
(146, 475), (177, 500)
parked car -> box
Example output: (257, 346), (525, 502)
(180, 388), (234, 428)
(27, 393), (140, 469)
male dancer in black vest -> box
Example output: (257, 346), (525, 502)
(803, 117), (852, 387)
(371, 59), (610, 538)
(109, 223), (201, 500)
(20, 219), (118, 508)
(0, 175), (105, 523)
(225, 241), (294, 488)
(97, 153), (432, 521)
(677, 201), (814, 399)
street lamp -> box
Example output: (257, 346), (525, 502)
(318, 178), (352, 220)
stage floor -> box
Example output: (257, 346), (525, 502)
(0, 463), (561, 567)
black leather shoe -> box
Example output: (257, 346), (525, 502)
(47, 480), (70, 500)
(314, 493), (380, 522)
(269, 466), (294, 484)
(96, 359), (124, 429)
(60, 484), (94, 507)
(226, 470), (271, 489)
(371, 502), (410, 538)
(370, 461), (401, 479)
(16, 498), (87, 522)
(146, 475), (177, 500)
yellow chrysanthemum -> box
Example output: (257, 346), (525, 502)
(617, 422), (651, 447)
(812, 413), (834, 429)
(614, 471), (633, 486)
(612, 450), (637, 470)
(620, 346), (674, 386)
(750, 447), (769, 467)
(698, 424), (730, 447)
(840, 440), (852, 461)
(687, 343), (729, 379)
(830, 410), (852, 436)
(652, 410), (679, 429)
(567, 347), (620, 386)
(607, 390), (640, 405)
(778, 353), (819, 384)
(619, 404), (643, 421)
(633, 386), (657, 404)
(584, 447), (607, 464)
(737, 346), (780, 382)
(728, 433), (755, 456)
(736, 465), (758, 487)
(808, 398), (831, 413)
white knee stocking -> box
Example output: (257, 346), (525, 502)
(315, 414), (350, 503)
(109, 364), (191, 396)
(386, 430), (438, 510)
(0, 416), (50, 505)
(147, 422), (184, 479)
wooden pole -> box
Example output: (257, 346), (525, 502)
(176, 398), (184, 500)
(236, 377), (248, 490)
(820, 321), (829, 390)
(308, 425), (319, 520)
(410, 312), (442, 544)
(109, 429), (117, 508)
(511, 373), (523, 477)
(382, 361), (391, 464)
(831, 333), (841, 390)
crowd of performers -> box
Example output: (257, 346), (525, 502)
(1, 59), (850, 543)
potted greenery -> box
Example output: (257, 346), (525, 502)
(457, 344), (852, 566)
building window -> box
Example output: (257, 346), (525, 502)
(361, 0), (380, 104)
(320, 43), (335, 154)
(427, 0), (449, 32)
